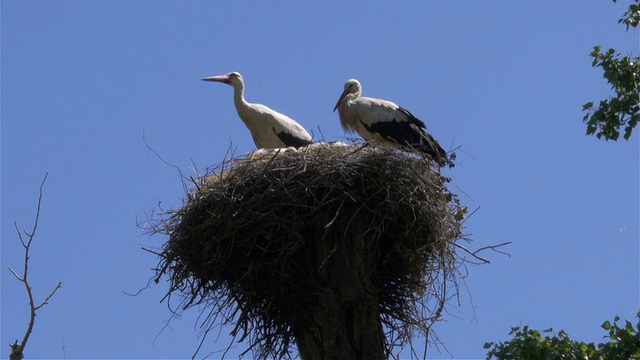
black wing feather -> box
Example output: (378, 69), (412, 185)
(361, 108), (448, 166)
(398, 107), (427, 129)
(274, 128), (313, 148)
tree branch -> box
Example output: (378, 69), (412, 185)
(9, 173), (62, 360)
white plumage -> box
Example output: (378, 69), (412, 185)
(333, 79), (448, 166)
(203, 72), (313, 149)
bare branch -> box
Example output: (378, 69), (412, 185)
(34, 281), (63, 311)
(9, 173), (62, 360)
(7, 267), (23, 281)
(13, 222), (27, 249)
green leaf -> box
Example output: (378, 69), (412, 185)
(582, 2), (639, 141)
(602, 320), (612, 330)
(582, 102), (594, 111)
(625, 320), (634, 333)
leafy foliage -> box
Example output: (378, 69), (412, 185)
(599, 312), (640, 360)
(583, 0), (639, 141)
(484, 310), (640, 360)
(616, 0), (640, 30)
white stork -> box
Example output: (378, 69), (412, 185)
(333, 79), (448, 166)
(202, 72), (313, 149)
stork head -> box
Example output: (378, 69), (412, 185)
(333, 79), (362, 112)
(202, 71), (244, 88)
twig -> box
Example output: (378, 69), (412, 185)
(61, 337), (67, 360)
(454, 241), (511, 264)
(142, 129), (189, 195)
(8, 173), (62, 360)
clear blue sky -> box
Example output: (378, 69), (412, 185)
(2, 1), (638, 359)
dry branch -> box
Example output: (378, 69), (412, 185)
(8, 173), (62, 360)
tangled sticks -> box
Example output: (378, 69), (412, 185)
(152, 143), (467, 359)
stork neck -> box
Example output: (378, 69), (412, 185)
(232, 83), (249, 110)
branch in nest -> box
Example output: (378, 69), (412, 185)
(454, 241), (511, 264)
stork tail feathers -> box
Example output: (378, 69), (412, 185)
(418, 133), (449, 167)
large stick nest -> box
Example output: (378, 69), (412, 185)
(152, 143), (468, 359)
